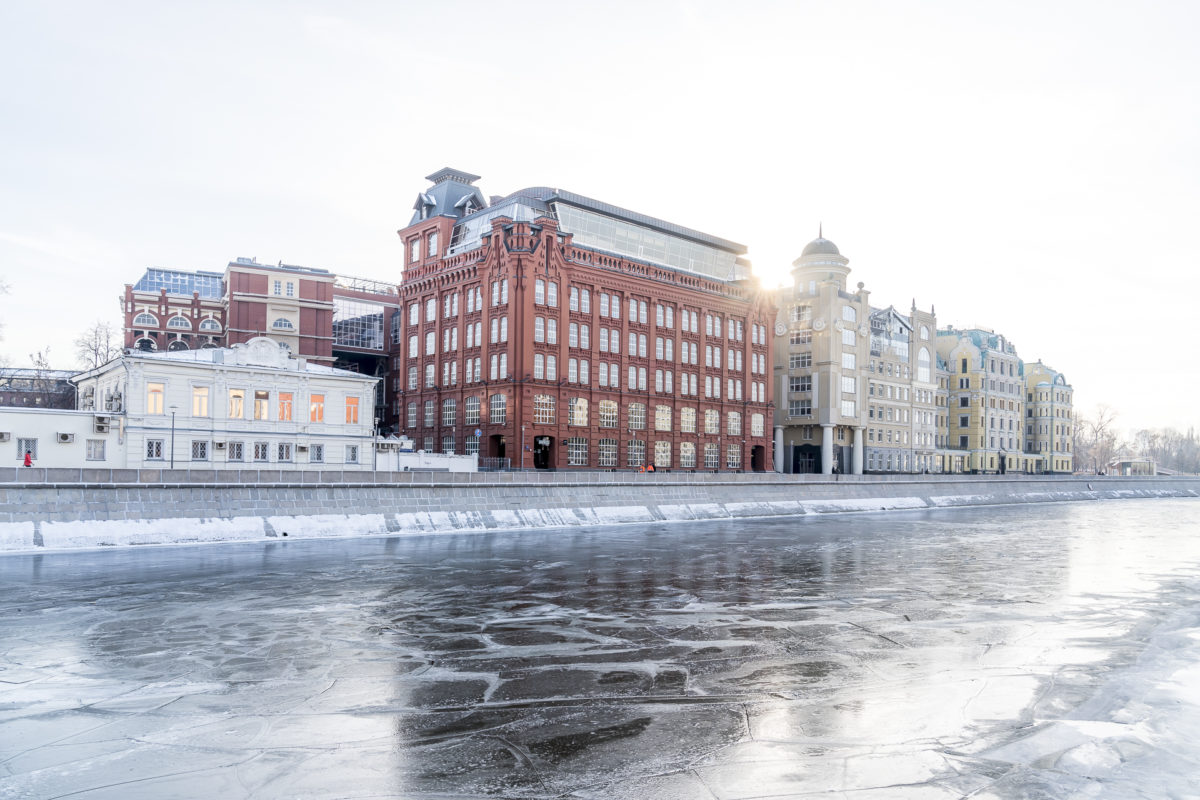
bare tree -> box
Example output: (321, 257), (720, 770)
(1075, 405), (1121, 474)
(74, 321), (120, 369)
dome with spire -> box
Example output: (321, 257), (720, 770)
(801, 236), (840, 257)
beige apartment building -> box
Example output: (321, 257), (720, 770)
(774, 233), (1073, 474)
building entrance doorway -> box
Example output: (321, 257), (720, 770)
(792, 444), (820, 474)
(750, 445), (765, 472)
(533, 436), (554, 470)
(489, 435), (506, 460)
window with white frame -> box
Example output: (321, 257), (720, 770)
(566, 437), (588, 466)
(726, 411), (741, 436)
(654, 440), (671, 468)
(598, 438), (618, 467)
(345, 445), (359, 464)
(533, 394), (555, 424)
(490, 394), (507, 425)
(790, 353), (811, 369)
(726, 443), (741, 469)
(310, 444), (324, 463)
(253, 441), (269, 462)
(627, 439), (645, 468)
(464, 396), (481, 425)
(228, 441), (244, 462)
(627, 402), (646, 430)
(679, 441), (696, 468)
(599, 400), (618, 428)
(191, 440), (209, 461)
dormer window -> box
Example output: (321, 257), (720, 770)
(454, 193), (480, 217)
(416, 192), (435, 220)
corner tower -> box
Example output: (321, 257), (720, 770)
(773, 230), (870, 475)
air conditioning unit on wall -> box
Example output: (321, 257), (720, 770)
(94, 416), (110, 433)
(0, 432), (10, 442)
(57, 433), (75, 443)
(296, 445), (309, 452)
(214, 442), (226, 450)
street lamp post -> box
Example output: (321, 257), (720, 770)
(169, 405), (178, 469)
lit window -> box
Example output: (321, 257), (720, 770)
(254, 391), (269, 420)
(310, 393), (325, 422)
(346, 397), (359, 424)
(228, 389), (244, 418)
(147, 382), (165, 414)
(278, 392), (293, 421)
(192, 386), (209, 417)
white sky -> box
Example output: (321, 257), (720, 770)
(1, 1), (1196, 432)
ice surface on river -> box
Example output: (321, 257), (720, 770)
(1, 498), (1199, 798)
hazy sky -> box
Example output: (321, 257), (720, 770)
(1, 1), (1196, 432)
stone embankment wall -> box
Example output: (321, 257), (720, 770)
(1, 467), (1196, 553)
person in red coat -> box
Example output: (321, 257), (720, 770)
(23, 450), (32, 467)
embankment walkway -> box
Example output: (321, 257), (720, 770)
(1, 468), (1196, 553)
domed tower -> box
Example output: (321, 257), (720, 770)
(790, 229), (851, 293)
(773, 227), (870, 477)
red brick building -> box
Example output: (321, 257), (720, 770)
(122, 260), (401, 425)
(392, 169), (775, 471)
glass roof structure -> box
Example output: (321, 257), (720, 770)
(440, 185), (748, 282)
(132, 269), (225, 299)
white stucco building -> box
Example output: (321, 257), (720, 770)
(72, 337), (380, 470)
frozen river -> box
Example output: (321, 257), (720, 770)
(3, 498), (1200, 799)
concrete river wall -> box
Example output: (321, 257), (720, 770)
(1, 467), (1197, 553)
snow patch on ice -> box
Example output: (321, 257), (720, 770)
(264, 513), (388, 539)
(40, 516), (266, 550)
(0, 522), (34, 550)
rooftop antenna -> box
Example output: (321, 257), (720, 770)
(819, 222), (823, 238)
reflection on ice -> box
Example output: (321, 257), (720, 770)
(1, 498), (1199, 798)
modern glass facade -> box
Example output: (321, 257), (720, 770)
(333, 298), (385, 351)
